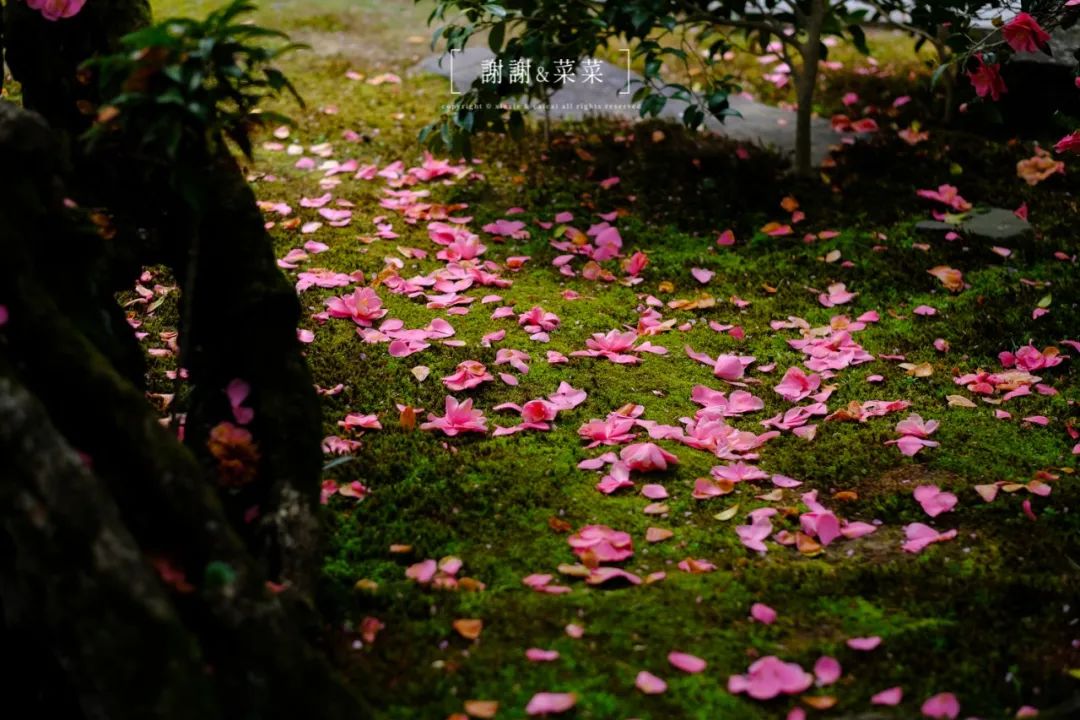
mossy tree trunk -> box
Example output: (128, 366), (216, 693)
(4, 0), (325, 593)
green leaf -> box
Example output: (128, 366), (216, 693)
(488, 21), (505, 53)
(640, 93), (666, 118)
(682, 104), (704, 130)
(847, 24), (869, 55)
(930, 61), (953, 89)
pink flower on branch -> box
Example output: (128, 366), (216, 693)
(1002, 13), (1050, 54)
(27, 0), (86, 20)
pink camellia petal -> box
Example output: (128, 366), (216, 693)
(691, 267), (715, 284)
(772, 474), (802, 488)
(718, 229), (736, 246)
(750, 603), (777, 624)
(913, 485), (958, 518)
(635, 670), (667, 694)
(813, 656), (841, 685)
(1015, 705), (1039, 718)
(525, 692), (577, 715)
(846, 636), (882, 651)
(902, 523), (958, 553)
(225, 378), (254, 425)
(522, 573), (552, 589)
(405, 558), (437, 584)
(921, 692), (960, 719)
(641, 483), (669, 500)
(840, 521), (877, 539)
(872, 687), (903, 705)
(587, 567), (642, 586)
(526, 648), (560, 662)
(668, 651), (707, 674)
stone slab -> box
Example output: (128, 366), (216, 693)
(414, 48), (848, 166)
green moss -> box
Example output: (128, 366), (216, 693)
(127, 3), (1080, 716)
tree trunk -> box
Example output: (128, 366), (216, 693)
(793, 0), (826, 177)
(0, 99), (370, 720)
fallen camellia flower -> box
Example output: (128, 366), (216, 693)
(442, 360), (494, 391)
(818, 282), (856, 308)
(736, 508), (777, 552)
(420, 396), (488, 436)
(928, 265), (965, 292)
(773, 366), (822, 403)
(325, 287), (388, 326)
(568, 525), (633, 563)
(728, 656), (814, 700)
(1017, 146), (1065, 186)
(886, 414), (940, 456)
(620, 442), (678, 472)
(1000, 344), (1065, 372)
(916, 184), (972, 212)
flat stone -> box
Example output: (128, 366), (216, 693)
(914, 219), (954, 235)
(414, 48), (847, 166)
(960, 208), (1034, 245)
(916, 208), (1035, 246)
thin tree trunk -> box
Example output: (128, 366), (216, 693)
(933, 35), (957, 125)
(794, 0), (826, 177)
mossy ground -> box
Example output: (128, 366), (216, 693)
(125, 1), (1080, 717)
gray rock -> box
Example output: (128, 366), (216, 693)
(414, 48), (849, 167)
(1012, 25), (1080, 69)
